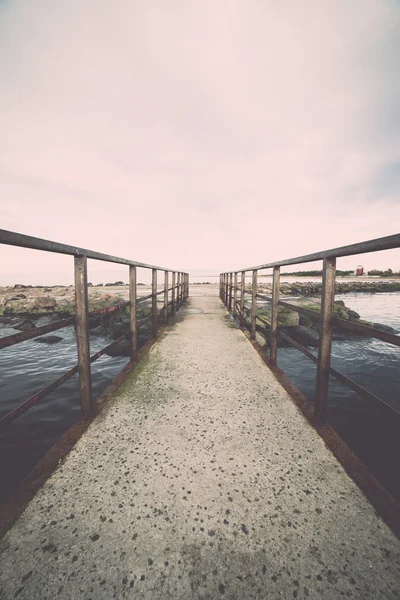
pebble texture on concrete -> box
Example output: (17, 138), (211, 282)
(1, 292), (399, 600)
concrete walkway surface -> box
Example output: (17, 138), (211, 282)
(0, 293), (399, 600)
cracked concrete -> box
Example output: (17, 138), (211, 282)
(1, 290), (399, 599)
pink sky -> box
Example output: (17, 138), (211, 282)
(1, 1), (399, 284)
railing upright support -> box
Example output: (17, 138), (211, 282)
(224, 273), (228, 306)
(178, 272), (182, 309)
(314, 257), (336, 423)
(152, 268), (158, 338)
(229, 272), (233, 311)
(74, 255), (92, 417)
(240, 271), (245, 327)
(270, 266), (280, 365)
(164, 270), (169, 324)
(251, 269), (257, 339)
(171, 271), (176, 317)
(129, 265), (137, 361)
(233, 272), (238, 316)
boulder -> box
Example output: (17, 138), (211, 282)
(90, 325), (108, 336)
(13, 284), (28, 289)
(5, 294), (27, 302)
(282, 325), (320, 347)
(348, 310), (361, 320)
(373, 322), (399, 335)
(15, 319), (36, 331)
(278, 307), (299, 327)
(110, 320), (130, 339)
(35, 297), (57, 309)
(105, 339), (131, 357)
(34, 335), (63, 344)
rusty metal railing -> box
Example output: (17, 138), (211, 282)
(220, 233), (400, 424)
(0, 229), (189, 428)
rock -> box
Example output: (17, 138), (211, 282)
(373, 322), (399, 334)
(334, 300), (345, 307)
(34, 335), (63, 344)
(105, 339), (131, 357)
(0, 316), (19, 325)
(110, 320), (130, 339)
(5, 294), (27, 302)
(95, 283), (104, 287)
(348, 310), (360, 320)
(87, 282), (93, 287)
(34, 297), (57, 309)
(105, 281), (125, 287)
(90, 325), (108, 336)
(282, 325), (320, 347)
(278, 307), (299, 327)
(13, 284), (28, 289)
(15, 319), (36, 331)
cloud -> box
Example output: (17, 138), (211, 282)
(0, 0), (399, 282)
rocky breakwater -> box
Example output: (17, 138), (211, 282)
(0, 284), (152, 352)
(256, 297), (399, 349)
(257, 280), (400, 297)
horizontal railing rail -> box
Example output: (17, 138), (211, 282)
(220, 233), (400, 424)
(0, 229), (189, 429)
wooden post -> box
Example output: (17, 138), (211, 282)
(129, 265), (137, 361)
(74, 255), (92, 417)
(270, 266), (280, 365)
(314, 257), (336, 423)
(225, 273), (229, 306)
(228, 273), (232, 311)
(177, 272), (181, 309)
(219, 274), (222, 300)
(152, 268), (157, 338)
(164, 270), (168, 324)
(240, 271), (245, 327)
(250, 269), (257, 339)
(171, 271), (176, 317)
(233, 272), (238, 316)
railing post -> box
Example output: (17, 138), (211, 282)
(152, 268), (158, 338)
(240, 271), (245, 327)
(177, 272), (181, 309)
(251, 269), (257, 339)
(164, 270), (168, 324)
(270, 266), (280, 365)
(233, 272), (238, 316)
(171, 271), (176, 317)
(186, 273), (189, 300)
(74, 255), (92, 417)
(314, 257), (336, 423)
(129, 265), (137, 361)
(228, 272), (232, 311)
(224, 274), (228, 306)
(219, 274), (222, 300)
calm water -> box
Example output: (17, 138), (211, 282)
(0, 291), (399, 501)
(273, 292), (400, 500)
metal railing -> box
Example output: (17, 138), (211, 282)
(0, 229), (189, 428)
(220, 233), (400, 424)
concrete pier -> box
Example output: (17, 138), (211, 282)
(1, 291), (399, 599)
